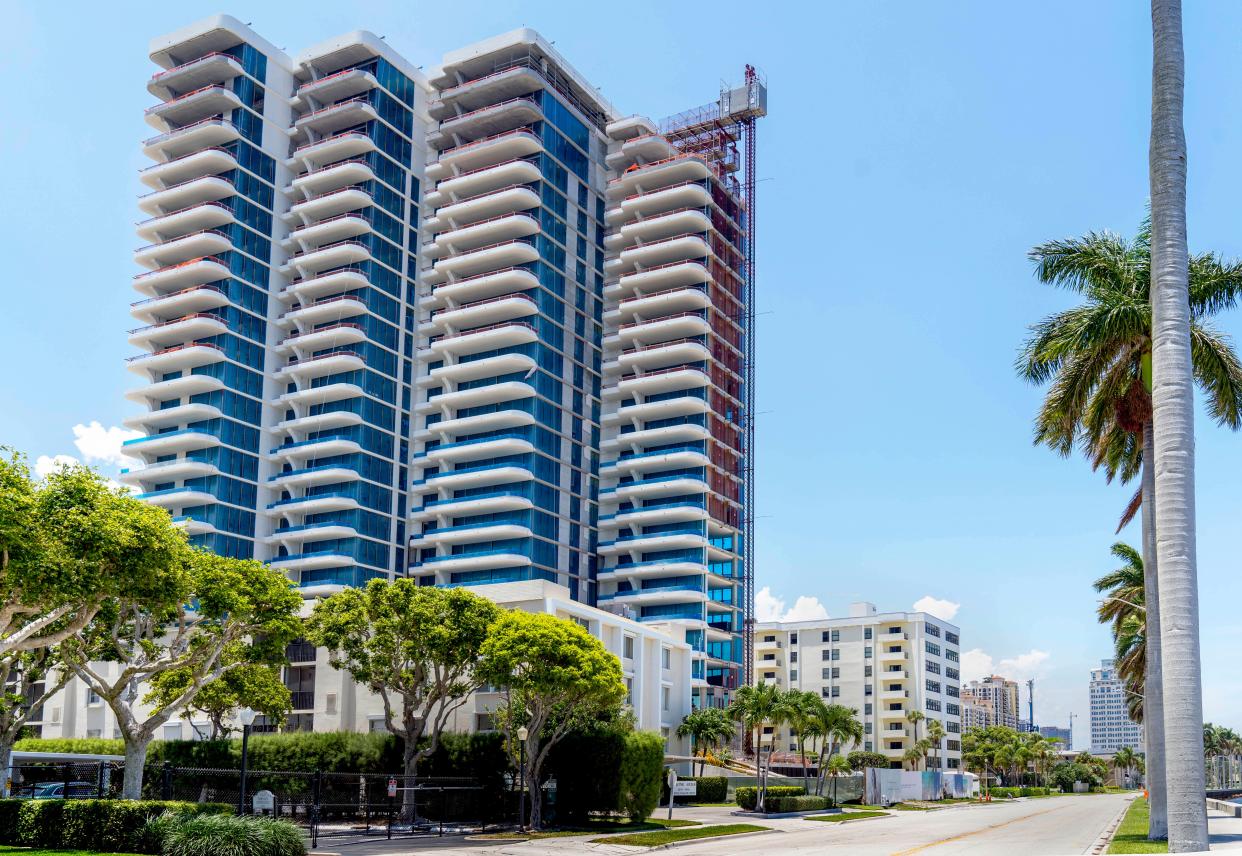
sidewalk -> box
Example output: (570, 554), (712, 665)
(1208, 805), (1242, 850)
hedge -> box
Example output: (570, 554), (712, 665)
(618, 733), (664, 821)
(0, 799), (230, 853)
(735, 785), (805, 811)
(766, 794), (831, 813)
(661, 775), (728, 804)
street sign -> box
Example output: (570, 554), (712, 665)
(251, 790), (274, 814)
(387, 777), (398, 798)
(672, 781), (697, 796)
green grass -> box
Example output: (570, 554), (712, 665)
(591, 823), (768, 846)
(890, 802), (933, 811)
(806, 810), (887, 823)
(0, 848), (144, 856)
(1107, 797), (1168, 854)
(843, 803), (885, 810)
(474, 817), (700, 840)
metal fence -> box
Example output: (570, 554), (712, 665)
(9, 760), (125, 800)
(1207, 755), (1242, 791)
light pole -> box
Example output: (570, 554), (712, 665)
(238, 707), (256, 816)
(516, 726), (528, 832)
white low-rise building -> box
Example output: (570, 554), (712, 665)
(754, 601), (963, 770)
(30, 580), (692, 754)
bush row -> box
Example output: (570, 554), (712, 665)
(158, 812), (305, 856)
(546, 726), (666, 823)
(661, 775), (728, 804)
(734, 785), (805, 811)
(0, 799), (230, 853)
(988, 786), (1051, 799)
(766, 794), (832, 813)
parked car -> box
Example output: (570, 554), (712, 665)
(29, 781), (99, 799)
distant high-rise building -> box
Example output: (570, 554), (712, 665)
(962, 675), (1020, 730)
(1039, 725), (1073, 749)
(1089, 659), (1143, 753)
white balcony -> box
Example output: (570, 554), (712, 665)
(612, 286), (710, 323)
(288, 187), (373, 222)
(293, 97), (379, 138)
(138, 175), (236, 217)
(281, 241), (372, 275)
(409, 493), (532, 523)
(414, 408), (534, 441)
(601, 449), (710, 475)
(427, 128), (542, 179)
(425, 293), (537, 334)
(410, 522), (531, 549)
(269, 437), (362, 463)
(607, 209), (711, 252)
(148, 52), (245, 99)
(601, 588), (708, 607)
(612, 340), (712, 374)
(273, 410), (363, 436)
(422, 352), (536, 387)
(430, 241), (539, 281)
(266, 494), (360, 517)
(135, 487), (218, 508)
(294, 68), (379, 107)
(124, 373), (223, 405)
(127, 313), (229, 349)
(610, 260), (711, 298)
(415, 552), (531, 574)
(145, 85), (243, 131)
(601, 476), (709, 502)
(432, 267), (539, 305)
(424, 159), (542, 207)
(425, 321), (538, 358)
(427, 213), (539, 257)
(132, 257), (230, 298)
(130, 285), (230, 323)
(607, 182), (713, 226)
(598, 532), (707, 556)
(421, 436), (533, 464)
(139, 147), (240, 191)
(596, 560), (708, 583)
(431, 97), (543, 148)
(610, 367), (709, 399)
(611, 235), (711, 274)
(276, 351), (366, 380)
(276, 382), (364, 408)
(278, 322), (368, 354)
(612, 313), (711, 348)
(125, 343), (224, 376)
(269, 466), (361, 489)
(143, 118), (241, 162)
(604, 133), (675, 171)
(123, 429), (220, 457)
(280, 295), (367, 328)
(418, 380), (535, 414)
(608, 155), (714, 198)
(599, 505), (708, 529)
(603, 423), (710, 449)
(270, 553), (357, 572)
(289, 159), (377, 197)
(608, 395), (708, 425)
(416, 465), (532, 492)
(426, 186), (540, 234)
(174, 516), (218, 537)
(285, 215), (372, 249)
(288, 131), (376, 168)
(281, 268), (371, 303)
(119, 458), (218, 486)
(267, 523), (358, 546)
(134, 230), (232, 270)
(122, 402), (221, 431)
(878, 648), (911, 663)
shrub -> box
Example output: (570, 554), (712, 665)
(766, 794), (830, 813)
(0, 798), (229, 852)
(17, 798), (64, 847)
(0, 801), (18, 844)
(662, 775), (728, 804)
(617, 732), (664, 822)
(847, 751), (890, 771)
(161, 812), (306, 856)
(734, 785), (805, 811)
(545, 716), (628, 823)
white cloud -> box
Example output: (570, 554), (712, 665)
(72, 421), (140, 468)
(913, 595), (960, 621)
(755, 586), (829, 622)
(961, 647), (1051, 684)
(34, 454), (78, 479)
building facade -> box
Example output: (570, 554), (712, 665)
(753, 603), (963, 770)
(962, 675), (1020, 730)
(30, 580), (693, 754)
(1038, 725), (1072, 750)
(121, 15), (764, 718)
(1089, 658), (1143, 754)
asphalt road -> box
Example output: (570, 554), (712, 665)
(331, 792), (1134, 855)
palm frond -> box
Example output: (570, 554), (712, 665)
(1028, 232), (1137, 298)
(1116, 487), (1142, 534)
(1189, 252), (1242, 317)
(1190, 321), (1242, 429)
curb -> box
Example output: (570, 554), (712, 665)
(1087, 794), (1137, 855)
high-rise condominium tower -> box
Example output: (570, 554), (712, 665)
(122, 16), (764, 707)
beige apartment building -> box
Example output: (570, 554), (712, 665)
(962, 675), (1020, 730)
(754, 602), (963, 770)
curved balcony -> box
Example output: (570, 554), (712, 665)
(612, 285), (710, 323)
(424, 159), (542, 207)
(279, 321), (368, 354)
(127, 312), (228, 349)
(421, 352), (536, 386)
(413, 463), (533, 493)
(285, 214), (372, 249)
(608, 394), (708, 425)
(425, 320), (538, 358)
(430, 240), (539, 282)
(432, 267), (539, 304)
(426, 127), (542, 178)
(293, 97), (379, 138)
(414, 552), (532, 575)
(124, 372), (224, 405)
(432, 65), (548, 115)
(599, 503), (708, 529)
(608, 366), (710, 399)
(139, 147), (240, 191)
(426, 293), (537, 334)
(122, 402), (221, 431)
(133, 486), (218, 508)
(125, 342), (224, 375)
(119, 458), (219, 486)
(599, 586), (709, 607)
(604, 423), (710, 449)
(139, 175), (236, 217)
(611, 338), (712, 373)
(122, 428), (220, 457)
(410, 521), (532, 549)
(610, 235), (711, 275)
(134, 230), (233, 270)
(430, 97), (543, 148)
(269, 464), (362, 489)
(267, 522), (359, 545)
(607, 154), (714, 198)
(276, 350), (366, 379)
(148, 52), (245, 99)
(295, 68), (378, 107)
(143, 118), (241, 162)
(612, 313), (712, 347)
(289, 158), (377, 197)
(276, 381), (364, 408)
(610, 260), (711, 298)
(605, 133), (675, 171)
(279, 295), (367, 327)
(270, 552), (358, 572)
(288, 130), (376, 168)
(426, 185), (540, 234)
(427, 212), (539, 258)
(417, 380), (535, 414)
(281, 241), (372, 275)
(600, 475), (709, 502)
(413, 407), (534, 441)
(607, 182), (713, 226)
(266, 493), (361, 516)
(268, 436), (362, 463)
(598, 531), (707, 555)
(409, 491), (532, 522)
(288, 186), (373, 221)
(607, 209), (711, 252)
(132, 256), (230, 297)
(273, 410), (364, 436)
(600, 447), (710, 475)
(145, 85), (242, 131)
(280, 267), (371, 303)
(420, 435), (533, 465)
(130, 284), (229, 323)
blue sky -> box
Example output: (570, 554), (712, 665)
(4, 1), (1242, 748)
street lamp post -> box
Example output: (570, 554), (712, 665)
(237, 707), (256, 816)
(516, 726), (529, 831)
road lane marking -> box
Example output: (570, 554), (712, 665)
(888, 805), (1061, 855)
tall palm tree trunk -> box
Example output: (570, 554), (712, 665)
(1141, 425), (1168, 839)
(1149, 1), (1208, 849)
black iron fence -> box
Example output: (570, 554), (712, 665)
(9, 761), (125, 800)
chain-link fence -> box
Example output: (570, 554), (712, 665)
(9, 760), (125, 800)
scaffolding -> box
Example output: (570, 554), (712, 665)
(660, 66), (767, 689)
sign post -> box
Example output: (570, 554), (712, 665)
(251, 789), (274, 816)
(666, 769), (677, 820)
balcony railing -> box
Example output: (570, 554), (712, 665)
(150, 52), (240, 82)
(125, 341), (222, 362)
(143, 117), (237, 148)
(131, 284), (224, 308)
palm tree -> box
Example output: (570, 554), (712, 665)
(728, 682), (790, 812)
(811, 704), (864, 797)
(902, 747), (923, 772)
(1149, 3), (1210, 847)
(926, 718), (946, 772)
(782, 690), (825, 794)
(1095, 543), (1147, 721)
(1113, 746), (1139, 789)
(825, 753), (852, 806)
(677, 707), (736, 776)
(905, 710), (925, 770)
(1019, 221), (1242, 842)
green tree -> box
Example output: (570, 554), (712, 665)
(1113, 746), (1140, 788)
(0, 455), (186, 657)
(676, 706), (735, 776)
(0, 647), (69, 788)
(1019, 212), (1242, 840)
(479, 611), (625, 830)
(307, 580), (498, 818)
(782, 690), (824, 793)
(825, 753), (853, 806)
(62, 550), (302, 798)
(146, 649), (292, 739)
(925, 718), (946, 772)
(617, 731), (664, 822)
(847, 751), (889, 772)
(1095, 544), (1147, 723)
(727, 682), (792, 811)
(905, 710), (925, 769)
(811, 704), (863, 797)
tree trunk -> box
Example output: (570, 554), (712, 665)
(800, 741), (809, 794)
(525, 734), (543, 830)
(402, 735), (419, 823)
(1141, 428), (1169, 839)
(0, 742), (11, 799)
(1148, 0), (1209, 851)
(122, 736), (152, 800)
